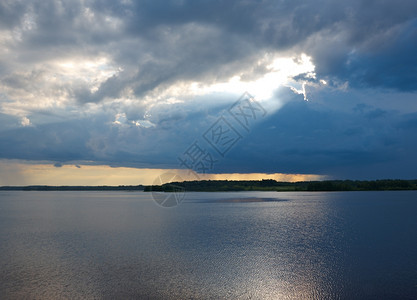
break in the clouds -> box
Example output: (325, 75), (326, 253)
(0, 0), (416, 181)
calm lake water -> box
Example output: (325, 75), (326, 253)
(0, 191), (417, 299)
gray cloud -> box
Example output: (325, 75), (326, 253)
(2, 0), (416, 100)
(0, 87), (415, 180)
(1, 0), (417, 179)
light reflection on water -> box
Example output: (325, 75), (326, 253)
(0, 191), (417, 299)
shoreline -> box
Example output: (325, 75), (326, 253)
(3, 179), (417, 192)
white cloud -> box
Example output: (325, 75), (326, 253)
(187, 53), (315, 100)
(20, 116), (31, 126)
(133, 119), (155, 128)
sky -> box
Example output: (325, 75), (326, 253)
(0, 0), (417, 185)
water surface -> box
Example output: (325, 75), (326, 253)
(0, 191), (416, 299)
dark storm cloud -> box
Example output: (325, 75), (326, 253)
(213, 90), (417, 179)
(114, 0), (417, 91)
(1, 0), (417, 179)
(0, 99), (222, 166)
(2, 0), (416, 99)
(310, 18), (417, 91)
(0, 87), (415, 180)
(0, 1), (27, 29)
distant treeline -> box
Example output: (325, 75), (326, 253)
(0, 185), (144, 191)
(144, 179), (417, 192)
(3, 180), (417, 192)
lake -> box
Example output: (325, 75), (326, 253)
(0, 191), (416, 299)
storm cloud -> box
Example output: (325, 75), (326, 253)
(0, 0), (416, 180)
